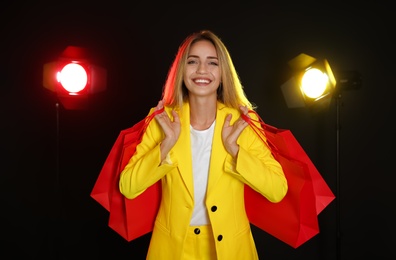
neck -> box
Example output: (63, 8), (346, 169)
(189, 97), (217, 130)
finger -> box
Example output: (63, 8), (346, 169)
(172, 110), (180, 123)
(239, 105), (248, 115)
(156, 100), (164, 111)
(224, 113), (232, 127)
(237, 117), (248, 127)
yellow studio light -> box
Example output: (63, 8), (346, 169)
(279, 52), (362, 259)
(281, 53), (337, 110)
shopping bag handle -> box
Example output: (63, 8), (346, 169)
(139, 107), (165, 136)
(241, 109), (279, 154)
(145, 107), (164, 122)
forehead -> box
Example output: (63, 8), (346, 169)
(188, 40), (217, 57)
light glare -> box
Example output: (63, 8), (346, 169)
(301, 68), (328, 99)
(57, 63), (88, 93)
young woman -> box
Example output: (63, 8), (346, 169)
(119, 30), (288, 260)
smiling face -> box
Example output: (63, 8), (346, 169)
(183, 39), (221, 100)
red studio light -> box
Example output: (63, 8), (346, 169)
(43, 46), (107, 109)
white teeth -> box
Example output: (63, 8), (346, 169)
(195, 79), (210, 83)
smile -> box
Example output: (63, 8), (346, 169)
(193, 79), (211, 84)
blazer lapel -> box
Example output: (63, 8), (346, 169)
(172, 102), (194, 201)
(207, 103), (229, 195)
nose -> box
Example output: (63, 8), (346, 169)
(196, 63), (207, 74)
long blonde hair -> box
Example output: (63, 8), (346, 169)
(161, 30), (255, 111)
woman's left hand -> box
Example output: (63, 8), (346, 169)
(222, 105), (249, 158)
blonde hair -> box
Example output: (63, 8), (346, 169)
(161, 30), (255, 111)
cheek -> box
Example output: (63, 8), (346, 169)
(211, 69), (221, 82)
(210, 67), (220, 77)
(183, 71), (190, 84)
(183, 71), (193, 89)
(184, 66), (195, 78)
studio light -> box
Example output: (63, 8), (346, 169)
(280, 53), (361, 111)
(280, 52), (362, 260)
(43, 46), (107, 110)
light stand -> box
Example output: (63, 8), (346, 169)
(335, 93), (341, 260)
(56, 102), (60, 205)
(334, 70), (362, 260)
(55, 101), (62, 260)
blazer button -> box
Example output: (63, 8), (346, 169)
(194, 228), (200, 235)
(217, 235), (223, 241)
(211, 206), (217, 212)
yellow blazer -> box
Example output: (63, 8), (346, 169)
(119, 101), (288, 260)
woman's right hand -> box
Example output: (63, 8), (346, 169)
(154, 100), (181, 160)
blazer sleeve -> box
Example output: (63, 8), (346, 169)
(224, 112), (288, 203)
(119, 107), (177, 199)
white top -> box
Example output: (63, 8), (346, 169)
(189, 120), (215, 226)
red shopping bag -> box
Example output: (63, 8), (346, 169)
(91, 108), (163, 241)
(242, 110), (335, 248)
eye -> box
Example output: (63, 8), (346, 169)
(186, 57), (199, 65)
(187, 60), (197, 65)
(207, 57), (219, 66)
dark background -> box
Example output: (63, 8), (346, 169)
(1, 1), (395, 259)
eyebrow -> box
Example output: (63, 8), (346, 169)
(187, 54), (218, 59)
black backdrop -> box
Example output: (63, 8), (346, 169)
(1, 2), (395, 259)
